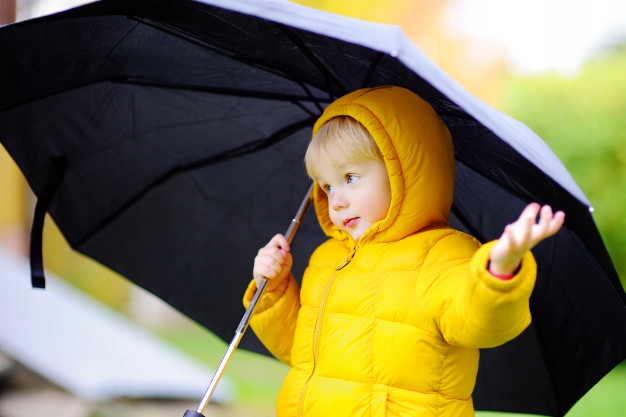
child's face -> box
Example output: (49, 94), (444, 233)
(315, 156), (391, 240)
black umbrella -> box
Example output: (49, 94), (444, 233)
(1, 0), (625, 415)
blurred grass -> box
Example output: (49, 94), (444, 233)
(156, 322), (287, 413)
(566, 363), (626, 416)
(158, 322), (626, 416)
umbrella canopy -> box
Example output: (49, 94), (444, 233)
(1, 0), (625, 415)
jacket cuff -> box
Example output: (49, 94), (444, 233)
(472, 240), (537, 293)
(242, 275), (291, 313)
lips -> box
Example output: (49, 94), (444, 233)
(344, 217), (359, 228)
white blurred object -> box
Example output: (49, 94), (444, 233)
(447, 0), (626, 74)
(0, 247), (236, 403)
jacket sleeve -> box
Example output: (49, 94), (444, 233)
(242, 274), (301, 365)
(420, 232), (537, 348)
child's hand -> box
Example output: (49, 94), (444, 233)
(253, 234), (293, 291)
(489, 203), (565, 276)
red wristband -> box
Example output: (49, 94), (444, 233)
(489, 271), (515, 280)
(488, 261), (520, 280)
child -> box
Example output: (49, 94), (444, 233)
(243, 86), (564, 417)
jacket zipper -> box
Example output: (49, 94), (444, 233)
(297, 247), (356, 416)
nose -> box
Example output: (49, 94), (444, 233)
(330, 190), (348, 210)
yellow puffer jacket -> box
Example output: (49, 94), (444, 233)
(244, 86), (536, 417)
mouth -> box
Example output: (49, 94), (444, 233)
(343, 217), (359, 228)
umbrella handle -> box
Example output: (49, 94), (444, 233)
(188, 183), (314, 416)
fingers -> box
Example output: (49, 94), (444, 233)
(500, 204), (536, 251)
(253, 234), (292, 285)
(519, 202), (541, 228)
(514, 203), (565, 249)
(532, 204), (565, 242)
(489, 203), (564, 276)
(502, 203), (565, 250)
(268, 233), (291, 256)
(490, 203), (565, 276)
(537, 205), (565, 237)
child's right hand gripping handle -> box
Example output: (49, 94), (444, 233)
(253, 183), (313, 291)
(253, 233), (294, 292)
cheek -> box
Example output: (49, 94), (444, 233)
(372, 200), (389, 222)
(369, 190), (391, 221)
(328, 210), (342, 228)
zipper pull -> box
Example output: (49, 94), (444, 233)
(335, 244), (358, 270)
(334, 257), (350, 270)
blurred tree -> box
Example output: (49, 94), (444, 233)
(503, 46), (626, 287)
(0, 145), (29, 254)
(0, 0), (15, 24)
(0, 0), (24, 254)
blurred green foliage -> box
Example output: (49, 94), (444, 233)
(503, 46), (626, 289)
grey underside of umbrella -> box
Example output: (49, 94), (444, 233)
(1, 1), (626, 416)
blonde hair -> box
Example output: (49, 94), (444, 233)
(305, 116), (384, 180)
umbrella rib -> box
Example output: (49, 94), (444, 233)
(131, 15), (328, 113)
(360, 52), (385, 89)
(276, 23), (348, 101)
(293, 82), (326, 115)
(182, 117), (317, 170)
(106, 20), (141, 62)
(73, 116), (317, 248)
(123, 78), (326, 105)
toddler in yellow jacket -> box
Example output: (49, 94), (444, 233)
(244, 86), (564, 417)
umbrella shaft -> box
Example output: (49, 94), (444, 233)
(285, 183), (314, 242)
(195, 184), (313, 414)
(196, 334), (242, 413)
(197, 278), (268, 414)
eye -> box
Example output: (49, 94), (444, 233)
(321, 184), (333, 194)
(346, 174), (357, 184)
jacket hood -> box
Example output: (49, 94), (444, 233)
(311, 86), (455, 244)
